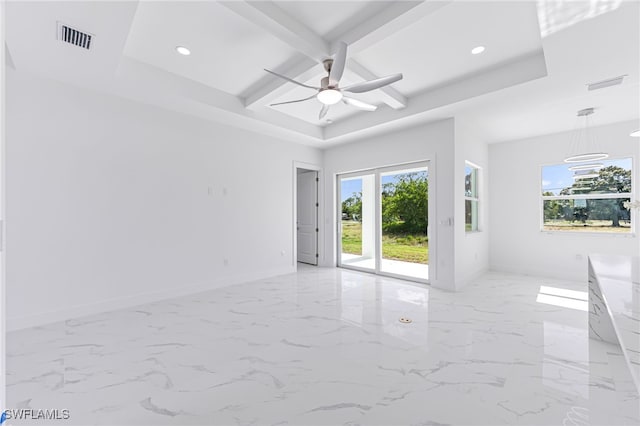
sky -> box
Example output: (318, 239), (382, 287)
(340, 159), (631, 201)
(340, 178), (362, 202)
(541, 157), (631, 195)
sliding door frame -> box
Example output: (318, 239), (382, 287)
(336, 170), (377, 275)
(337, 160), (431, 284)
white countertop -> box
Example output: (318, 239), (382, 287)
(589, 254), (640, 391)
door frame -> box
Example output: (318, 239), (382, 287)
(336, 160), (432, 284)
(336, 169), (376, 275)
(293, 161), (322, 270)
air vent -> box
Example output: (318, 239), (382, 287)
(587, 75), (626, 91)
(57, 22), (93, 50)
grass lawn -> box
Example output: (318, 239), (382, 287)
(341, 221), (428, 264)
(341, 221), (364, 255)
(543, 220), (631, 233)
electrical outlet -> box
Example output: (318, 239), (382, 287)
(223, 258), (229, 266)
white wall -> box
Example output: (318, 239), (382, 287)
(489, 120), (639, 281)
(6, 68), (322, 330)
(1, 0), (7, 409)
(454, 120), (489, 289)
(322, 119), (457, 291)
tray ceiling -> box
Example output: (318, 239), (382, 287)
(5, 1), (638, 147)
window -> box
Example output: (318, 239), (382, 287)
(465, 162), (480, 232)
(541, 158), (632, 233)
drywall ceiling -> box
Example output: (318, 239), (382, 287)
(352, 1), (543, 96)
(5, 1), (639, 147)
(123, 1), (300, 97)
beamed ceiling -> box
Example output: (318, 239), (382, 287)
(5, 1), (640, 147)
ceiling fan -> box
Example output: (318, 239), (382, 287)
(265, 41), (403, 120)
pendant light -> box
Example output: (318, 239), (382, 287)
(564, 107), (609, 163)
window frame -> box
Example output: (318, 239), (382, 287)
(539, 157), (634, 235)
(464, 161), (481, 233)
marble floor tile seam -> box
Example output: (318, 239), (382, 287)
(6, 266), (640, 425)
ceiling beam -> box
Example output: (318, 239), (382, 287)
(239, 54), (321, 109)
(219, 1), (330, 60)
(226, 1), (450, 110)
(220, 1), (331, 108)
(348, 58), (407, 109)
(324, 50), (549, 142)
(332, 1), (450, 53)
(115, 57), (324, 143)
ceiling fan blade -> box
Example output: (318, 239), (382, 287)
(270, 94), (317, 107)
(329, 41), (347, 85)
(264, 68), (320, 90)
(343, 73), (403, 93)
(319, 104), (329, 120)
(343, 97), (377, 111)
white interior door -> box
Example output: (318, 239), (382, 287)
(297, 170), (318, 265)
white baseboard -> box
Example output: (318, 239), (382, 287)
(7, 266), (294, 332)
(455, 267), (489, 291)
(489, 264), (585, 283)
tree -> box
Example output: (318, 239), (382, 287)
(341, 192), (362, 220)
(381, 182), (396, 225)
(543, 191), (563, 221)
(591, 166), (632, 194)
(382, 172), (428, 234)
(563, 165), (631, 227)
(589, 166), (630, 226)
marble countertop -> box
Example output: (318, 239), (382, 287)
(589, 254), (640, 391)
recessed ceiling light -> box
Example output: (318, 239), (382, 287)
(175, 46), (191, 56)
(471, 46), (485, 55)
(631, 129), (640, 137)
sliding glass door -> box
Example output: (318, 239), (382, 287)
(380, 166), (429, 279)
(338, 162), (429, 282)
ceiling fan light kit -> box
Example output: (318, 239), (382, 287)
(265, 41), (403, 120)
(317, 88), (343, 105)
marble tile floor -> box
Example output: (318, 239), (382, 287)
(6, 266), (640, 425)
